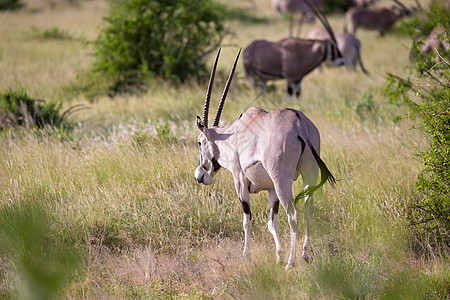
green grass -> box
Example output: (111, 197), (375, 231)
(0, 0), (448, 298)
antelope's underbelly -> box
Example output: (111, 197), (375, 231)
(244, 162), (274, 193)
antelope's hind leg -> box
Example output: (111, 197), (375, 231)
(268, 189), (284, 263)
(274, 182), (298, 269)
(300, 163), (319, 263)
(302, 185), (315, 263)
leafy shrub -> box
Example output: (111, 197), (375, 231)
(385, 1), (449, 255)
(0, 90), (83, 129)
(24, 26), (74, 41)
(88, 0), (228, 96)
(0, 0), (24, 10)
(322, 0), (353, 14)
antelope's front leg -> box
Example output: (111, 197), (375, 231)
(241, 199), (252, 259)
(234, 174), (252, 259)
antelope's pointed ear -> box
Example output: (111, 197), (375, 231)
(196, 116), (206, 133)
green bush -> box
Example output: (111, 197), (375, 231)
(322, 0), (352, 14)
(385, 2), (449, 255)
(0, 0), (24, 10)
(0, 90), (83, 130)
(89, 0), (228, 96)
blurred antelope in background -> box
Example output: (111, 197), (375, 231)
(305, 27), (369, 74)
(194, 49), (336, 268)
(344, 0), (414, 35)
(244, 3), (344, 100)
(271, 0), (323, 37)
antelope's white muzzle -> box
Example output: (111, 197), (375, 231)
(194, 166), (213, 185)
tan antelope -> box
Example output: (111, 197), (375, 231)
(244, 8), (344, 101)
(271, 0), (323, 37)
(194, 49), (336, 268)
(305, 27), (369, 74)
(344, 0), (413, 35)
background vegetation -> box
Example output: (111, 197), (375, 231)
(0, 0), (448, 298)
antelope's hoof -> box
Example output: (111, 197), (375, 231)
(302, 251), (314, 263)
(284, 262), (296, 271)
(243, 250), (252, 261)
(276, 250), (285, 264)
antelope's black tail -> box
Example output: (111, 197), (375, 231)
(294, 135), (336, 204)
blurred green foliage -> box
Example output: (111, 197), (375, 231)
(0, 0), (23, 10)
(394, 0), (450, 36)
(385, 0), (449, 255)
(0, 203), (85, 299)
(88, 0), (229, 96)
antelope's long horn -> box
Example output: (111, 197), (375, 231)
(203, 48), (221, 128)
(303, 0), (338, 45)
(392, 0), (410, 11)
(213, 48), (241, 127)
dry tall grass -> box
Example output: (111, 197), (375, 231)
(1, 0), (448, 298)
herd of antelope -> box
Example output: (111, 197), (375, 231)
(193, 0), (448, 269)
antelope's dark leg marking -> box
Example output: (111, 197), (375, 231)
(287, 85), (293, 96)
(241, 200), (252, 220)
(271, 200), (280, 221)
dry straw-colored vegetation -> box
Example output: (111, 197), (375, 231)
(0, 0), (448, 298)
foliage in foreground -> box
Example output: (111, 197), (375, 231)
(0, 203), (85, 299)
(385, 1), (449, 254)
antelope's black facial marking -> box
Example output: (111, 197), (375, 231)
(331, 43), (336, 61)
(211, 157), (221, 172)
(241, 201), (252, 220)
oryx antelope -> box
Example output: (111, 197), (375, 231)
(244, 3), (344, 100)
(271, 0), (324, 37)
(194, 49), (336, 268)
(305, 27), (369, 74)
(344, 0), (414, 35)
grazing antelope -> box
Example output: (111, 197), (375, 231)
(271, 0), (323, 37)
(244, 1), (344, 100)
(194, 49), (336, 268)
(344, 0), (413, 35)
(305, 27), (369, 74)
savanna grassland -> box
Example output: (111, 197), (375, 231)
(1, 0), (449, 298)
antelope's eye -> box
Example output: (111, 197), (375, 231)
(197, 141), (201, 147)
